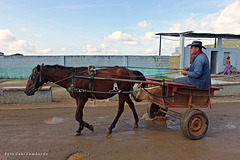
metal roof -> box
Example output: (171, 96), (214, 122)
(155, 31), (240, 39)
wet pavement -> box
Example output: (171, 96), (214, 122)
(0, 102), (240, 160)
(0, 79), (240, 159)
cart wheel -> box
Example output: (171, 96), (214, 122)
(147, 102), (168, 118)
(180, 109), (208, 140)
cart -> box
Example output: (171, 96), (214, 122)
(144, 78), (222, 140)
(68, 74), (222, 140)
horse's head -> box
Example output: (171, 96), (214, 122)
(131, 70), (148, 102)
(25, 64), (46, 96)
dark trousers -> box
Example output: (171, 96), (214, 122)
(173, 76), (192, 85)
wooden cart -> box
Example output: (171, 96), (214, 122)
(144, 78), (222, 140)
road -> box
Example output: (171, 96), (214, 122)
(0, 79), (240, 160)
(0, 101), (240, 160)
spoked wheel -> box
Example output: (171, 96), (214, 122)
(147, 102), (168, 118)
(180, 109), (208, 140)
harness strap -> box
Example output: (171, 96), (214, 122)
(66, 87), (137, 94)
(88, 66), (97, 100)
(141, 85), (174, 99)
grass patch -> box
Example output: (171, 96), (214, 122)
(49, 83), (60, 87)
(151, 76), (173, 80)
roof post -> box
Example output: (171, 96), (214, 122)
(159, 35), (162, 56)
(217, 38), (222, 48)
(180, 35), (185, 70)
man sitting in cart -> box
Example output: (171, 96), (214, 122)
(173, 41), (211, 90)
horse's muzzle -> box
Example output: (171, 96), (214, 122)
(24, 88), (36, 96)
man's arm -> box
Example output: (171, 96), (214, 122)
(186, 60), (203, 78)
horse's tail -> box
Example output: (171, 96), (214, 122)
(132, 70), (148, 102)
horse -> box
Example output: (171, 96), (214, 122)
(24, 64), (146, 136)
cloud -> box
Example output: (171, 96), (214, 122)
(20, 28), (28, 32)
(138, 20), (151, 29)
(8, 40), (35, 53)
(168, 0), (240, 34)
(168, 24), (182, 32)
(161, 0), (240, 55)
(104, 31), (140, 46)
(38, 48), (53, 54)
(0, 29), (53, 55)
(82, 42), (110, 54)
(0, 29), (16, 42)
(140, 32), (155, 41)
(34, 34), (42, 38)
(105, 31), (134, 41)
(209, 0), (240, 33)
(59, 47), (67, 51)
(144, 48), (157, 54)
(122, 41), (140, 45)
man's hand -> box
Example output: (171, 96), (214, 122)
(184, 67), (189, 71)
(181, 71), (187, 76)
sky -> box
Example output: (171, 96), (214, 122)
(0, 0), (240, 56)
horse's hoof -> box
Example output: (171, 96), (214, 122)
(133, 124), (138, 128)
(89, 125), (94, 132)
(74, 132), (81, 136)
(106, 130), (112, 135)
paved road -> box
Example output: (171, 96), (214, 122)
(0, 102), (240, 160)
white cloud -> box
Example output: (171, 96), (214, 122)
(34, 34), (41, 38)
(8, 40), (36, 53)
(82, 42), (110, 54)
(140, 32), (155, 41)
(0, 29), (16, 42)
(138, 20), (151, 29)
(168, 23), (182, 32)
(38, 48), (53, 54)
(109, 49), (119, 54)
(59, 47), (67, 51)
(168, 0), (240, 34)
(122, 41), (140, 45)
(104, 31), (140, 46)
(104, 31), (134, 41)
(144, 48), (157, 54)
(162, 0), (240, 55)
(0, 29), (53, 55)
(20, 28), (28, 32)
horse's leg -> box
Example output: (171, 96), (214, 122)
(125, 94), (139, 128)
(106, 94), (125, 134)
(74, 96), (93, 136)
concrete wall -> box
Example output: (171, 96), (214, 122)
(0, 55), (170, 79)
(0, 87), (52, 104)
(169, 56), (181, 73)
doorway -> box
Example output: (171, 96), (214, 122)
(210, 51), (218, 74)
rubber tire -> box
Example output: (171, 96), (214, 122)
(180, 109), (208, 140)
(147, 102), (167, 118)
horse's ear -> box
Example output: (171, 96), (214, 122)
(37, 64), (41, 71)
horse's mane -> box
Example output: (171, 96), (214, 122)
(43, 65), (88, 73)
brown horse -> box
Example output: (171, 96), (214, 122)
(24, 64), (146, 136)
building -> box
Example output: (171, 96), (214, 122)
(155, 31), (240, 75)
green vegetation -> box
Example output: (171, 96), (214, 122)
(205, 39), (240, 48)
(49, 83), (60, 87)
(152, 76), (174, 80)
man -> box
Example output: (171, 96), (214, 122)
(173, 41), (211, 90)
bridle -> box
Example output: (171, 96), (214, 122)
(29, 67), (45, 92)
